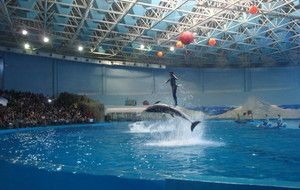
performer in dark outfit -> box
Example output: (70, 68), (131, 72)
(166, 72), (179, 106)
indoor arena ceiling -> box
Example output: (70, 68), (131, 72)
(0, 0), (299, 67)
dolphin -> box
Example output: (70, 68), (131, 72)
(143, 104), (201, 131)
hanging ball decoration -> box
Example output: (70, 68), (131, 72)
(208, 38), (217, 46)
(248, 6), (258, 14)
(178, 31), (195, 45)
(157, 51), (164, 57)
(175, 41), (184, 48)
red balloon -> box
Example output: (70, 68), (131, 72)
(178, 31), (194, 45)
(248, 6), (258, 14)
(208, 38), (217, 46)
(175, 41), (184, 48)
(157, 51), (164, 57)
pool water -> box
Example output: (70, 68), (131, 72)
(0, 119), (300, 184)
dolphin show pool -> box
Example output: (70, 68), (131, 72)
(1, 120), (300, 190)
(1, 0), (300, 189)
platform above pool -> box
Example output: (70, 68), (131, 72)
(106, 106), (147, 114)
(105, 106), (148, 121)
(104, 105), (203, 121)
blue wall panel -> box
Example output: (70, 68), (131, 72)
(105, 67), (153, 95)
(1, 51), (300, 106)
(173, 68), (203, 94)
(3, 52), (53, 95)
(57, 60), (103, 99)
(153, 69), (170, 94)
(251, 67), (298, 91)
(203, 68), (244, 93)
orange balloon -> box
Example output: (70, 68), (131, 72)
(175, 41), (184, 48)
(178, 31), (194, 45)
(157, 51), (164, 57)
(248, 6), (258, 14)
(208, 38), (217, 46)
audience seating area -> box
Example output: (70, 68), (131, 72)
(0, 90), (95, 129)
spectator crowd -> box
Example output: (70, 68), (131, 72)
(0, 90), (95, 129)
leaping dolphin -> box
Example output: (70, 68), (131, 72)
(143, 104), (201, 131)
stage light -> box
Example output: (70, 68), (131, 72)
(140, 44), (145, 50)
(78, 45), (83, 51)
(43, 36), (49, 43)
(24, 43), (30, 49)
(22, 29), (28, 36)
(170, 46), (175, 51)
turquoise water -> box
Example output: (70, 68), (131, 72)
(0, 119), (299, 183)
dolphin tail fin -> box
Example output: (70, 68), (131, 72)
(191, 121), (201, 131)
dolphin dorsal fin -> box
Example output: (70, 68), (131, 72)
(191, 121), (201, 131)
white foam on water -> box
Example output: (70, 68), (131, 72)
(146, 138), (222, 147)
(128, 121), (174, 133)
(129, 117), (224, 147)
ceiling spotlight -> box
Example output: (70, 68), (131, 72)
(24, 43), (30, 50)
(22, 29), (28, 36)
(78, 45), (83, 51)
(140, 44), (145, 50)
(170, 46), (175, 51)
(43, 36), (49, 43)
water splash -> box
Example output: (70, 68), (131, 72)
(178, 84), (194, 108)
(128, 121), (174, 133)
(129, 117), (223, 147)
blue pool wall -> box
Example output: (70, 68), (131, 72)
(1, 51), (300, 106)
(1, 159), (299, 190)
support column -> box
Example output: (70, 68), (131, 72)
(52, 59), (58, 97)
(201, 69), (205, 93)
(0, 56), (3, 90)
(152, 70), (156, 94)
(244, 68), (252, 92)
(102, 66), (106, 95)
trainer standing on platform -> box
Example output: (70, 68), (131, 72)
(166, 72), (179, 106)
